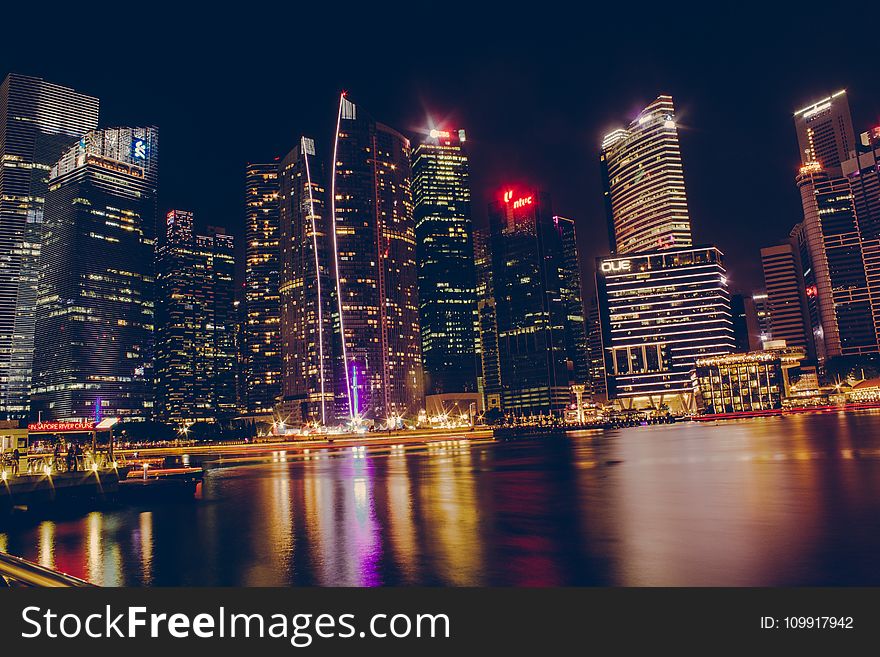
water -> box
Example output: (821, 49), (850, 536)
(4, 411), (880, 586)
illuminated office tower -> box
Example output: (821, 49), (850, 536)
(156, 211), (236, 425)
(244, 163), (282, 414)
(278, 137), (335, 425)
(600, 95), (692, 254)
(330, 94), (423, 421)
(796, 164), (877, 358)
(843, 127), (880, 349)
(0, 74), (99, 419)
(596, 247), (735, 413)
(554, 215), (589, 385)
(794, 91), (855, 168)
(32, 127), (158, 421)
(760, 243), (813, 356)
(411, 128), (478, 397)
(474, 227), (501, 410)
(487, 188), (570, 416)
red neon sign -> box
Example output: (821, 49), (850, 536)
(28, 422), (96, 432)
(503, 190), (533, 208)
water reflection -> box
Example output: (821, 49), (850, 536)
(4, 413), (880, 585)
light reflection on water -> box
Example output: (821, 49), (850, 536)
(4, 412), (880, 586)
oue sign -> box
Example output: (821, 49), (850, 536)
(601, 259), (632, 273)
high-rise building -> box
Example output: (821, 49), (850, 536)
(155, 211), (236, 425)
(747, 290), (771, 350)
(843, 126), (880, 350)
(586, 296), (607, 401)
(0, 74), (99, 419)
(600, 95), (692, 254)
(598, 95), (732, 412)
(474, 227), (501, 411)
(244, 163), (282, 415)
(233, 295), (247, 414)
(412, 128), (478, 397)
(730, 293), (751, 353)
(555, 215), (590, 386)
(330, 94), (423, 421)
(796, 163), (877, 358)
(595, 246), (736, 413)
(792, 92), (880, 360)
(278, 137), (335, 425)
(487, 187), (570, 416)
(794, 90), (855, 169)
(760, 243), (813, 357)
(32, 127), (158, 421)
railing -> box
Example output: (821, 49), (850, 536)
(0, 551), (95, 587)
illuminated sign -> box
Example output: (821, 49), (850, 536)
(28, 422), (96, 433)
(806, 285), (818, 298)
(429, 129), (451, 139)
(513, 196), (533, 209)
(600, 260), (632, 273)
(132, 137), (147, 161)
(503, 190), (513, 203)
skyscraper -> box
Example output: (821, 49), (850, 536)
(411, 128), (478, 397)
(32, 127), (158, 421)
(794, 90), (855, 169)
(487, 187), (570, 417)
(601, 95), (692, 254)
(474, 227), (501, 411)
(278, 137), (335, 425)
(598, 95), (733, 412)
(0, 74), (99, 419)
(843, 126), (880, 351)
(586, 297), (607, 400)
(748, 290), (771, 349)
(330, 93), (423, 421)
(596, 247), (735, 413)
(796, 163), (877, 358)
(555, 215), (589, 386)
(155, 211), (236, 425)
(244, 163), (282, 415)
(760, 243), (813, 356)
(730, 293), (751, 353)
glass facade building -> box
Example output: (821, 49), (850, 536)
(330, 94), (423, 421)
(155, 211), (236, 425)
(760, 243), (813, 357)
(595, 246), (735, 413)
(600, 95), (692, 255)
(474, 227), (501, 410)
(244, 163), (282, 414)
(411, 128), (478, 396)
(32, 127), (158, 421)
(486, 188), (570, 416)
(0, 74), (99, 419)
(696, 347), (807, 414)
(555, 215), (589, 386)
(278, 137), (335, 425)
(796, 164), (877, 357)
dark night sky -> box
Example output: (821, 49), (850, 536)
(4, 4), (880, 296)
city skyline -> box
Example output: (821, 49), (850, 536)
(6, 5), (879, 299)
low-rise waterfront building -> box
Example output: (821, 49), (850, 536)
(695, 343), (807, 414)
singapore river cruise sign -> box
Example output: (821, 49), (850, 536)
(27, 422), (96, 433)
